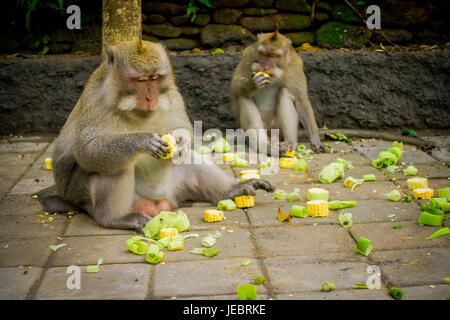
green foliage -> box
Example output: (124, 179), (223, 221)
(17, 0), (69, 33)
(211, 48), (224, 56)
(187, 0), (214, 23)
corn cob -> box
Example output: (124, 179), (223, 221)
(285, 149), (295, 157)
(407, 177), (428, 189)
(223, 153), (239, 162)
(159, 228), (179, 238)
(160, 134), (177, 159)
(279, 157), (295, 169)
(241, 173), (261, 182)
(307, 200), (329, 217)
(45, 157), (52, 170)
(234, 195), (255, 208)
(203, 209), (224, 222)
(413, 188), (434, 200)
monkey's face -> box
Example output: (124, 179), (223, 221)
(132, 74), (160, 112)
(257, 49), (282, 75)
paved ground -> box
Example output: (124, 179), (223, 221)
(0, 133), (449, 300)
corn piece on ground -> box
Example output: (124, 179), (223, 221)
(407, 177), (428, 189)
(234, 195), (255, 208)
(204, 209), (224, 222)
(45, 157), (52, 170)
(159, 228), (179, 238)
(241, 173), (261, 182)
(413, 188), (434, 199)
(307, 200), (329, 217)
(223, 153), (239, 162)
(279, 157), (295, 168)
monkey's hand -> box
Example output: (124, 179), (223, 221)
(171, 136), (188, 163)
(253, 71), (271, 89)
(139, 133), (172, 159)
(311, 141), (332, 153)
(226, 178), (275, 199)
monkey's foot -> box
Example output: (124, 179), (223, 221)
(42, 195), (81, 214)
(108, 212), (151, 231)
(311, 142), (332, 153)
(226, 179), (275, 198)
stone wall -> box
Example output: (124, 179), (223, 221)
(1, 0), (448, 54)
(0, 50), (448, 134)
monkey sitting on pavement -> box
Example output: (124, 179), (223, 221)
(231, 31), (330, 155)
(42, 39), (274, 231)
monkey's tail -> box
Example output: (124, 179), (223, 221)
(318, 129), (437, 152)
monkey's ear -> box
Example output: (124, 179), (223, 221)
(105, 47), (114, 65)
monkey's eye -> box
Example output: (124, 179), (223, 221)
(149, 74), (159, 81)
(134, 76), (149, 82)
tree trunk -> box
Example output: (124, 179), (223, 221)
(102, 0), (142, 52)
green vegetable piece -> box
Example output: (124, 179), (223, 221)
(253, 276), (266, 285)
(321, 281), (335, 292)
(212, 138), (231, 153)
(183, 233), (199, 240)
(49, 243), (66, 251)
(389, 287), (403, 299)
(237, 284), (257, 300)
(198, 146), (211, 154)
(296, 144), (306, 152)
(86, 258), (103, 273)
(356, 237), (372, 256)
(242, 259), (251, 266)
(387, 190), (402, 201)
(418, 211), (443, 226)
(338, 212), (353, 229)
(377, 151), (398, 167)
(167, 239), (184, 251)
(217, 199), (236, 211)
(146, 244), (164, 264)
(335, 158), (348, 166)
(291, 205), (308, 218)
(438, 188), (450, 200)
(318, 162), (345, 184)
(143, 210), (190, 239)
(232, 158), (249, 167)
(386, 147), (403, 161)
(403, 165), (418, 176)
(293, 158), (307, 171)
(201, 235), (217, 248)
(363, 174), (376, 181)
(428, 198), (450, 213)
(421, 203), (428, 211)
(402, 129), (417, 137)
(329, 200), (357, 210)
(372, 159), (384, 168)
(386, 165), (399, 173)
(444, 278), (450, 284)
(126, 236), (149, 255)
(354, 284), (369, 289)
(211, 48), (224, 56)
(274, 189), (288, 200)
(426, 227), (450, 240)
(202, 248), (220, 257)
(393, 224), (402, 229)
(403, 195), (412, 203)
(287, 189), (302, 202)
(392, 141), (403, 150)
(308, 188), (329, 201)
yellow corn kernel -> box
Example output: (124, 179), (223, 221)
(279, 157), (295, 169)
(223, 153), (239, 162)
(413, 188), (434, 200)
(240, 170), (259, 176)
(234, 195), (255, 208)
(407, 177), (428, 189)
(45, 157), (52, 170)
(159, 228), (179, 238)
(307, 200), (329, 217)
(204, 209), (224, 222)
(255, 71), (270, 77)
(285, 149), (295, 157)
(241, 173), (261, 182)
(160, 134), (177, 160)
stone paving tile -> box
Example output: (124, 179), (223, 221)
(423, 136), (450, 162)
(64, 213), (136, 236)
(34, 263), (152, 300)
(381, 162), (450, 181)
(276, 289), (390, 300)
(253, 225), (355, 258)
(309, 165), (386, 183)
(0, 194), (45, 217)
(307, 152), (370, 171)
(0, 142), (49, 154)
(0, 213), (66, 241)
(152, 257), (265, 298)
(47, 234), (140, 267)
(0, 166), (30, 199)
(0, 266), (43, 299)
(263, 254), (371, 294)
(181, 206), (249, 231)
(350, 221), (449, 252)
(0, 237), (56, 267)
(253, 183), (315, 205)
(352, 139), (418, 151)
(261, 170), (312, 185)
(370, 247), (450, 287)
(247, 202), (335, 227)
(358, 148), (437, 164)
(325, 180), (399, 200)
(398, 285), (449, 300)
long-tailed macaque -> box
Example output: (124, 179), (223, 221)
(231, 31), (329, 154)
(43, 39), (274, 231)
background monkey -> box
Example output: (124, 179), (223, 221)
(231, 31), (329, 154)
(43, 39), (274, 231)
